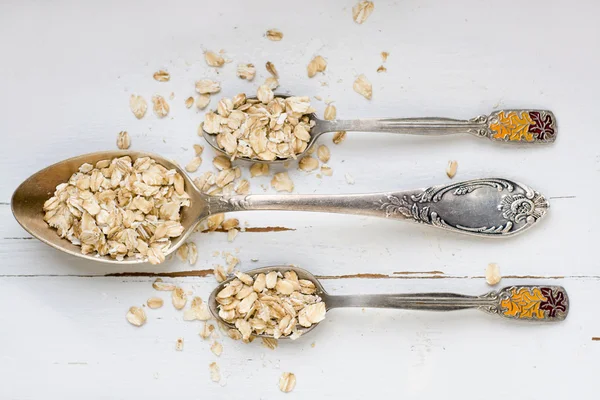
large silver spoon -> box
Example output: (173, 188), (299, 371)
(201, 97), (557, 163)
(209, 266), (569, 340)
(12, 151), (549, 264)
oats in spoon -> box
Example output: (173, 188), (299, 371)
(202, 88), (316, 161)
(42, 156), (189, 264)
(216, 270), (326, 341)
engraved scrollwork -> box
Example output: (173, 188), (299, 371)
(376, 195), (450, 228)
(410, 178), (514, 203)
(498, 191), (548, 224)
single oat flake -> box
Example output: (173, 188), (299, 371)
(153, 70), (170, 82)
(324, 104), (336, 121)
(129, 94), (147, 119)
(250, 163), (269, 177)
(185, 156), (202, 172)
(446, 160), (458, 179)
(147, 297), (164, 309)
(486, 263), (502, 286)
(307, 56), (327, 78)
(381, 51), (389, 62)
(353, 74), (372, 99)
(172, 287), (187, 310)
(237, 63), (256, 81)
(117, 131), (130, 150)
(152, 95), (170, 117)
(209, 362), (221, 382)
(185, 97), (194, 108)
(205, 51), (225, 67)
(317, 145), (330, 163)
(266, 61), (279, 78)
(352, 1), (374, 24)
(262, 337), (278, 350)
(195, 80), (221, 94)
(377, 65), (387, 73)
(271, 172), (294, 192)
(333, 131), (347, 144)
(176, 338), (184, 351)
(196, 94), (211, 109)
(279, 372), (296, 393)
(126, 306), (146, 327)
(299, 156), (319, 172)
(153, 278), (176, 291)
(266, 29), (283, 41)
(211, 341), (223, 356)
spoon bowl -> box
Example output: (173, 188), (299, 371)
(208, 265), (328, 339)
(11, 150), (206, 264)
(201, 93), (557, 163)
(209, 265), (569, 341)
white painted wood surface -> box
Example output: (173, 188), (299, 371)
(1, 0), (599, 398)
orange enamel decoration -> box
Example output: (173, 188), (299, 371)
(500, 287), (547, 319)
(489, 110), (535, 142)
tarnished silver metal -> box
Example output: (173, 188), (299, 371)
(209, 266), (569, 340)
(12, 151), (549, 264)
(201, 97), (557, 163)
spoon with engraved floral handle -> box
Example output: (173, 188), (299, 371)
(12, 151), (549, 264)
(209, 265), (569, 340)
(201, 95), (557, 163)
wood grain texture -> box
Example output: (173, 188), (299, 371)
(1, 0), (599, 398)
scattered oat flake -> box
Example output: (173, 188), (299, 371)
(129, 94), (147, 119)
(209, 362), (221, 382)
(227, 228), (239, 242)
(193, 144), (204, 156)
(169, 92), (175, 100)
(205, 51), (225, 67)
(486, 263), (501, 286)
(317, 145), (330, 163)
(266, 29), (283, 41)
(377, 65), (387, 73)
(211, 341), (223, 356)
(196, 80), (221, 94)
(176, 338), (184, 351)
(262, 337), (278, 350)
(185, 157), (202, 172)
(183, 296), (211, 321)
(353, 74), (372, 99)
(200, 323), (215, 339)
(324, 104), (336, 121)
(352, 1), (374, 24)
(250, 163), (269, 177)
(345, 173), (355, 185)
(235, 179), (250, 195)
(266, 61), (279, 78)
(152, 95), (170, 117)
(172, 287), (187, 310)
(117, 131), (130, 150)
(153, 278), (176, 291)
(185, 97), (194, 108)
(207, 213), (225, 231)
(381, 51), (389, 62)
(307, 55), (327, 78)
(271, 172), (294, 192)
(446, 160), (458, 179)
(320, 164), (333, 176)
(279, 372), (296, 393)
(333, 131), (347, 144)
(222, 218), (239, 231)
(126, 306), (146, 327)
(237, 63), (256, 81)
(188, 242), (198, 265)
(177, 243), (189, 262)
(196, 94), (211, 109)
(147, 297), (164, 309)
(299, 156), (319, 172)
(214, 265), (227, 282)
(153, 70), (170, 82)
(213, 155), (231, 171)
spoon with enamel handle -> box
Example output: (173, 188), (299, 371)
(12, 150), (549, 264)
(201, 96), (557, 163)
(209, 266), (569, 340)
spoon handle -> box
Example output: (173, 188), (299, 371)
(213, 178), (549, 238)
(322, 109), (556, 143)
(326, 285), (568, 321)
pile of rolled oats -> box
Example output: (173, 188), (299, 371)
(43, 156), (189, 264)
(202, 88), (316, 161)
(216, 270), (326, 341)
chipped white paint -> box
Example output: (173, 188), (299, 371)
(1, 0), (599, 398)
